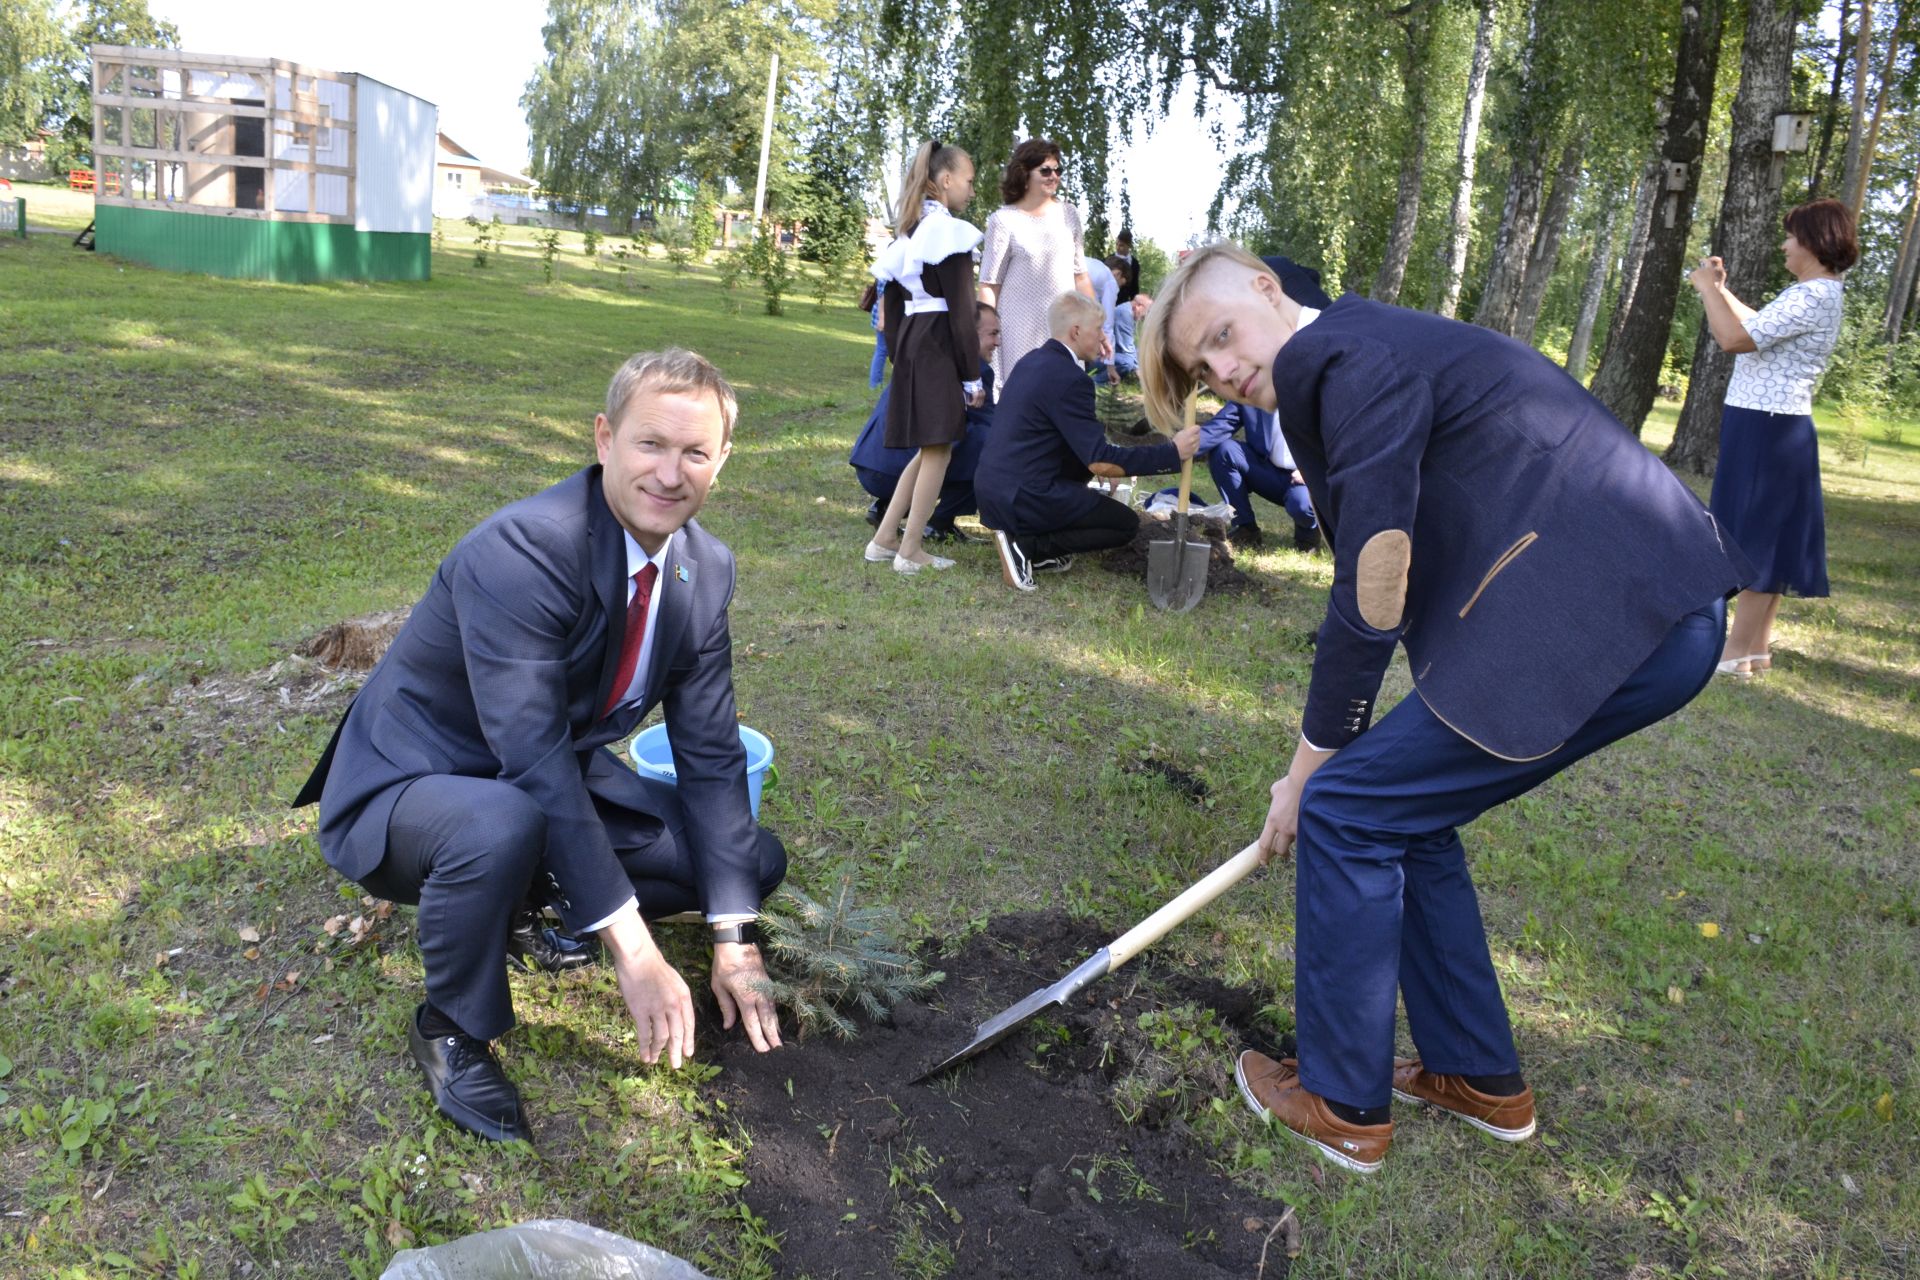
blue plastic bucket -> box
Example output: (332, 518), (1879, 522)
(627, 723), (775, 818)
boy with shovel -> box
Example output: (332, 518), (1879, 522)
(1136, 242), (1749, 1174)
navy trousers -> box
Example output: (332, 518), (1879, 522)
(1208, 440), (1316, 532)
(1292, 600), (1725, 1109)
(361, 765), (787, 1041)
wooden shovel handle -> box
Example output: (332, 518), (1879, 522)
(1106, 841), (1264, 970)
(1173, 388), (1199, 517)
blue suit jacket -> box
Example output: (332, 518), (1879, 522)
(294, 467), (761, 929)
(1200, 401), (1292, 470)
(974, 339), (1182, 535)
(1272, 297), (1749, 760)
(849, 362), (994, 482)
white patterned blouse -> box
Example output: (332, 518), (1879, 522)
(1725, 276), (1843, 416)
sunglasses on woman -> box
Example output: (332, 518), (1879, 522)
(1034, 164), (1061, 177)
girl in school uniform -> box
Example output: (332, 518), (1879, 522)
(862, 141), (984, 574)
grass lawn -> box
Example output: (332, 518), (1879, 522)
(7, 181), (98, 233)
(1, 219), (1916, 1278)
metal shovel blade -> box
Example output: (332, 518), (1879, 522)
(912, 841), (1265, 1084)
(1147, 450), (1209, 612)
(1147, 520), (1211, 613)
(910, 949), (1112, 1082)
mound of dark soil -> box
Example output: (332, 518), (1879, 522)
(1099, 513), (1253, 593)
(714, 913), (1293, 1279)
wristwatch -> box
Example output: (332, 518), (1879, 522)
(711, 922), (760, 947)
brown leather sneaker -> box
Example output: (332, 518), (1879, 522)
(1390, 1059), (1536, 1142)
(1234, 1051), (1392, 1174)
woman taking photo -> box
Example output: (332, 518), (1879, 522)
(863, 140), (983, 574)
(978, 138), (1098, 387)
(1689, 198), (1855, 678)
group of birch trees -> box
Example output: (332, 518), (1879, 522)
(879, 0), (1920, 475)
(519, 0), (1916, 476)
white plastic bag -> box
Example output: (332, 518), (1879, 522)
(379, 1219), (715, 1280)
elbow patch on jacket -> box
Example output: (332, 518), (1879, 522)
(1355, 529), (1412, 630)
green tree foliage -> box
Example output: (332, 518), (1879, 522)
(522, 0), (677, 226)
(2, 0), (176, 168)
(46, 0), (177, 170)
(1, 0), (64, 145)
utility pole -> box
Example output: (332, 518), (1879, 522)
(751, 51), (779, 228)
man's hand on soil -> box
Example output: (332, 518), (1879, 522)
(713, 942), (783, 1053)
(602, 911), (695, 1068)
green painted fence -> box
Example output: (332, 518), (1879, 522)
(96, 204), (429, 283)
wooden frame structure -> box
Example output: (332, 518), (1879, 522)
(90, 45), (357, 226)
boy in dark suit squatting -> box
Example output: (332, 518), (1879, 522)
(295, 349), (788, 1143)
(1138, 243), (1748, 1174)
(975, 291), (1201, 591)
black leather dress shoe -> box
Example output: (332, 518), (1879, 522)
(1294, 525), (1323, 553)
(408, 1006), (531, 1143)
(506, 909), (599, 974)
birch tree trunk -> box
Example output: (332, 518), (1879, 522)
(1436, 0), (1498, 319)
(1373, 10), (1435, 304)
(1600, 159), (1662, 365)
(1667, 0), (1799, 475)
(1514, 133), (1585, 344)
(1566, 188), (1620, 379)
(1590, 0), (1727, 437)
(1473, 137), (1550, 332)
(1837, 0), (1874, 209)
(1844, 0), (1908, 216)
(1809, 0), (1853, 199)
(1883, 164), (1920, 341)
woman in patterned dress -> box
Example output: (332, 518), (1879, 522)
(1689, 198), (1856, 678)
(977, 139), (1101, 389)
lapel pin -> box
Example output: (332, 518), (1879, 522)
(675, 564), (689, 583)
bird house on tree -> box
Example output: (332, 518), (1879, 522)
(88, 46), (436, 282)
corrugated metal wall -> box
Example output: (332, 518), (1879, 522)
(96, 205), (429, 283)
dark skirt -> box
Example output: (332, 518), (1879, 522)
(884, 313), (968, 450)
(1708, 404), (1829, 597)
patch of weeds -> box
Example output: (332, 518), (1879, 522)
(1068, 1151), (1165, 1204)
(890, 1203), (957, 1280)
(1111, 1003), (1235, 1129)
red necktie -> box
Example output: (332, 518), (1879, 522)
(601, 561), (659, 719)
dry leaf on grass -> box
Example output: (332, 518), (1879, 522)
(237, 925), (260, 943)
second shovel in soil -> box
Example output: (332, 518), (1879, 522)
(1147, 392), (1209, 613)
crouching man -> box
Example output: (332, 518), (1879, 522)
(975, 291), (1200, 591)
(295, 348), (787, 1142)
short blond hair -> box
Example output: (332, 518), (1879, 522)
(1047, 290), (1106, 337)
(1137, 241), (1281, 434)
(605, 348), (739, 443)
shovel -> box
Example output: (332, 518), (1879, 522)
(1146, 391), (1209, 613)
(912, 841), (1264, 1082)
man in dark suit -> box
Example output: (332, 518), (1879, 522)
(1139, 244), (1748, 1174)
(852, 303), (999, 543)
(295, 349), (787, 1142)
(975, 291), (1200, 591)
(1200, 400), (1320, 552)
